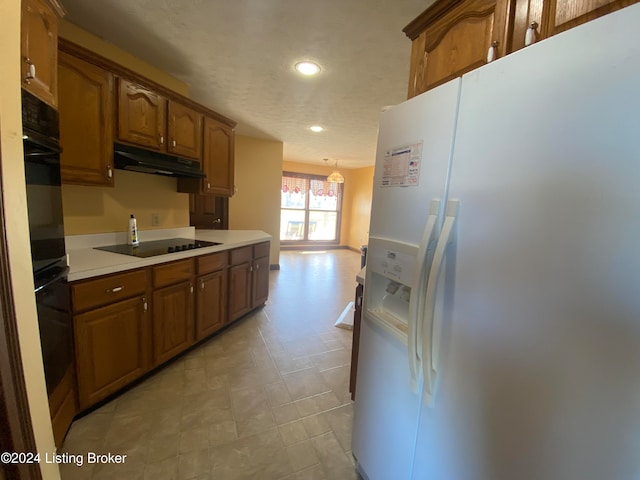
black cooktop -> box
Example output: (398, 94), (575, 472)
(95, 238), (221, 258)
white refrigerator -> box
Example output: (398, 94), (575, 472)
(352, 4), (640, 480)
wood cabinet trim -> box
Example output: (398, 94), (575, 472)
(423, 6), (499, 52)
(43, 0), (65, 17)
(404, 0), (467, 39)
(58, 38), (236, 128)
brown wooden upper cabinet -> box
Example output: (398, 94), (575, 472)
(178, 117), (235, 196)
(117, 78), (167, 151)
(404, 0), (511, 98)
(58, 52), (114, 186)
(117, 78), (203, 159)
(21, 0), (64, 108)
(167, 101), (203, 159)
(202, 117), (235, 196)
(405, 0), (639, 96)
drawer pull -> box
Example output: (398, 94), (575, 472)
(143, 298), (148, 311)
(106, 286), (124, 293)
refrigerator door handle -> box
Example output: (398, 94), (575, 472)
(408, 199), (441, 392)
(422, 200), (459, 405)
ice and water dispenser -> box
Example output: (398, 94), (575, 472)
(364, 237), (418, 343)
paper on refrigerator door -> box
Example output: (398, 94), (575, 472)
(381, 141), (423, 187)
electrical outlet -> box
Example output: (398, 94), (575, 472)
(151, 213), (160, 226)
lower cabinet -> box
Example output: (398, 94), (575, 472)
(74, 295), (150, 409)
(71, 241), (269, 411)
(197, 270), (228, 340)
(152, 260), (195, 365)
(229, 242), (271, 322)
(229, 261), (253, 322)
(252, 254), (270, 307)
(196, 251), (229, 339)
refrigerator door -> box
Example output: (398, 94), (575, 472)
(412, 5), (640, 480)
(352, 79), (461, 480)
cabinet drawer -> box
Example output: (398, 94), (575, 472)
(72, 269), (147, 312)
(253, 242), (270, 259)
(230, 246), (252, 265)
(197, 251), (228, 275)
(153, 259), (194, 288)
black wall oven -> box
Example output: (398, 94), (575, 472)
(22, 90), (72, 396)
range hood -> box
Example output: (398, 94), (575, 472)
(114, 143), (206, 179)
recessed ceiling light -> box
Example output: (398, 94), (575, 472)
(310, 126), (324, 132)
(295, 61), (321, 76)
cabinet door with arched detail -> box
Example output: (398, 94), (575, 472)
(405, 0), (511, 97)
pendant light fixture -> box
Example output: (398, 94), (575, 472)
(326, 159), (345, 184)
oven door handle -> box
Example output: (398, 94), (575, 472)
(23, 132), (62, 155)
(34, 266), (69, 294)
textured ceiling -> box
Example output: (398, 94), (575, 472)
(60, 0), (433, 169)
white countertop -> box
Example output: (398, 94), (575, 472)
(66, 228), (271, 282)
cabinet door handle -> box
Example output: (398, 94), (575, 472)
(487, 41), (499, 63)
(159, 135), (164, 145)
(24, 57), (36, 83)
(106, 286), (123, 293)
(207, 182), (211, 190)
(249, 265), (253, 272)
(213, 218), (221, 224)
(143, 297), (148, 311)
(487, 40), (498, 63)
(525, 22), (539, 47)
(172, 139), (177, 147)
(190, 283), (194, 294)
(107, 165), (113, 179)
(201, 280), (205, 290)
(256, 263), (260, 270)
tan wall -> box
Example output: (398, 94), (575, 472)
(230, 136), (283, 266)
(281, 161), (374, 249)
(0, 1), (60, 478)
(346, 166), (374, 249)
(62, 171), (189, 234)
(59, 21), (191, 234)
(59, 20), (189, 96)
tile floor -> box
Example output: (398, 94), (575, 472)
(60, 249), (363, 480)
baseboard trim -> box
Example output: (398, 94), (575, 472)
(280, 245), (349, 251)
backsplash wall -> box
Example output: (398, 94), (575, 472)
(62, 170), (190, 235)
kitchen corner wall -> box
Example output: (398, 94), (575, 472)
(59, 21), (191, 235)
(0, 1), (60, 478)
(229, 136), (283, 267)
(282, 160), (374, 250)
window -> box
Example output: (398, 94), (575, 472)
(280, 172), (342, 243)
